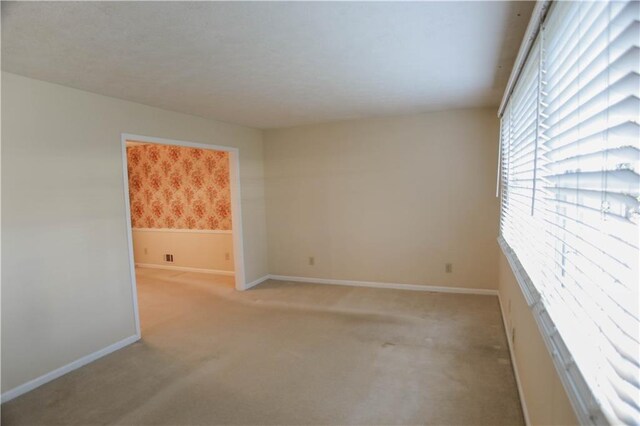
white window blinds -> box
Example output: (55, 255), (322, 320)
(499, 1), (639, 424)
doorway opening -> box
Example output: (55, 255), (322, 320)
(120, 134), (246, 337)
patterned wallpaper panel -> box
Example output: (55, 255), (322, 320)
(127, 144), (232, 230)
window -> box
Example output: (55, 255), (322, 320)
(498, 1), (639, 424)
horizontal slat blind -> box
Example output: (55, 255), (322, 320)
(502, 36), (550, 294)
(499, 1), (640, 424)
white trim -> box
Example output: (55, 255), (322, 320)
(496, 119), (503, 198)
(121, 136), (142, 337)
(498, 294), (531, 426)
(244, 275), (271, 290)
(120, 133), (246, 294)
(227, 149), (246, 290)
(268, 275), (498, 296)
(124, 133), (238, 153)
(135, 263), (234, 276)
(498, 237), (538, 306)
(0, 335), (139, 403)
(132, 228), (232, 234)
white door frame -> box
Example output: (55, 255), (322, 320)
(120, 133), (247, 336)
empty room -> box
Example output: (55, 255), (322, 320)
(1, 1), (638, 425)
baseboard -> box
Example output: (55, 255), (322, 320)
(135, 263), (235, 276)
(244, 275), (271, 290)
(498, 294), (531, 426)
(1, 334), (140, 404)
(268, 275), (498, 296)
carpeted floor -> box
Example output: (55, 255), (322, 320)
(2, 268), (524, 425)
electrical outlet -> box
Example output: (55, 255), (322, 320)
(309, 256), (315, 266)
(165, 254), (174, 263)
(445, 263), (453, 273)
(225, 252), (230, 261)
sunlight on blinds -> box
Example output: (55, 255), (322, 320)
(499, 1), (639, 424)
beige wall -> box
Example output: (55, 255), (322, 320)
(132, 230), (234, 273)
(2, 70), (577, 422)
(1, 72), (268, 393)
(498, 251), (578, 425)
(264, 108), (500, 289)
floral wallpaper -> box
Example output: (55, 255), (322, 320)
(127, 144), (232, 230)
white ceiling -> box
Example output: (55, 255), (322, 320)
(1, 1), (533, 129)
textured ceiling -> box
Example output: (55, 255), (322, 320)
(1, 1), (533, 129)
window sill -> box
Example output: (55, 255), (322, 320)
(497, 235), (609, 426)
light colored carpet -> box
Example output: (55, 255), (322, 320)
(2, 268), (524, 425)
